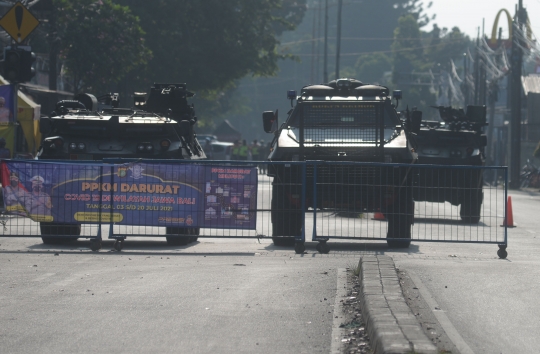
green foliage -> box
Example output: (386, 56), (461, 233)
(402, 0), (435, 28)
(424, 24), (469, 72)
(115, 0), (307, 92)
(388, 14), (471, 113)
(54, 0), (151, 94)
(392, 14), (425, 83)
(353, 53), (392, 85)
(193, 84), (252, 130)
(391, 15), (435, 112)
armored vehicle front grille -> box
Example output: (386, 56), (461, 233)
(306, 164), (379, 186)
(303, 147), (382, 159)
(301, 103), (381, 146)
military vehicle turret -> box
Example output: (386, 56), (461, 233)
(413, 105), (487, 223)
(262, 78), (420, 251)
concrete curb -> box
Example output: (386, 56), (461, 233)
(358, 255), (437, 354)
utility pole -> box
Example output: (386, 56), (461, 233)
(316, 0), (322, 83)
(323, 0), (328, 83)
(310, 5), (316, 83)
(335, 0), (343, 80)
(48, 7), (57, 91)
(474, 31), (480, 105)
(509, 0), (527, 189)
(463, 53), (469, 107)
(486, 27), (503, 170)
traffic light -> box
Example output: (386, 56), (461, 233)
(2, 48), (35, 83)
(3, 48), (21, 82)
(19, 50), (36, 82)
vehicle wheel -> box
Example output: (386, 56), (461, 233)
(271, 183), (301, 247)
(41, 237), (66, 244)
(386, 191), (413, 248)
(41, 223), (81, 244)
(460, 190), (483, 224)
(190, 228), (200, 243)
(387, 238), (411, 248)
(90, 240), (101, 252)
(272, 236), (296, 247)
(166, 227), (192, 246)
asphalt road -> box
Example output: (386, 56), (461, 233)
(393, 188), (540, 354)
(1, 185), (539, 353)
(1, 238), (353, 354)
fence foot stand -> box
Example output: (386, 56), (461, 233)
(114, 239), (124, 252)
(294, 241), (305, 254)
(316, 240), (330, 254)
(109, 226), (125, 252)
(497, 244), (508, 259)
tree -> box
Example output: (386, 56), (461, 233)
(55, 0), (151, 94)
(424, 24), (469, 72)
(391, 14), (435, 112)
(353, 53), (392, 84)
(401, 0), (435, 28)
(329, 0), (430, 86)
(388, 14), (472, 114)
(392, 14), (425, 84)
(114, 0), (307, 92)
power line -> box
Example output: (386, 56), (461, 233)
(283, 39), (470, 57)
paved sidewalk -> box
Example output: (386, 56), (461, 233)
(358, 255), (437, 354)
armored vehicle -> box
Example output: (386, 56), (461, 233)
(38, 83), (205, 161)
(262, 78), (419, 251)
(36, 83), (205, 245)
(413, 105), (487, 223)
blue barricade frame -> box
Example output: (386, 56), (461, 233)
(0, 159), (508, 257)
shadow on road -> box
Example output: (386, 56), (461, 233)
(413, 217), (487, 227)
(266, 240), (420, 255)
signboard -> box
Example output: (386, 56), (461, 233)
(0, 84), (15, 124)
(0, 2), (40, 43)
(1, 161), (258, 229)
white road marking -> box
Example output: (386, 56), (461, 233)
(408, 272), (475, 354)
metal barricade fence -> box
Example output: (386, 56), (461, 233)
(0, 159), (508, 257)
(0, 159), (272, 251)
(302, 161), (508, 257)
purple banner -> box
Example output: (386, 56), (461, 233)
(1, 161), (257, 229)
(0, 84), (14, 124)
(203, 166), (258, 229)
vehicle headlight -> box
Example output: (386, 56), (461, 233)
(160, 139), (171, 151)
(450, 150), (462, 158)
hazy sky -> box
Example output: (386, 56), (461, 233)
(428, 0), (540, 39)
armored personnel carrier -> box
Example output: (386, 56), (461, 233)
(38, 83), (205, 161)
(36, 83), (205, 245)
(413, 105), (487, 223)
(262, 78), (420, 251)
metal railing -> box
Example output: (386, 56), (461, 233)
(0, 159), (508, 257)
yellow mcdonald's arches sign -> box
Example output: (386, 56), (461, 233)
(489, 9), (532, 47)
